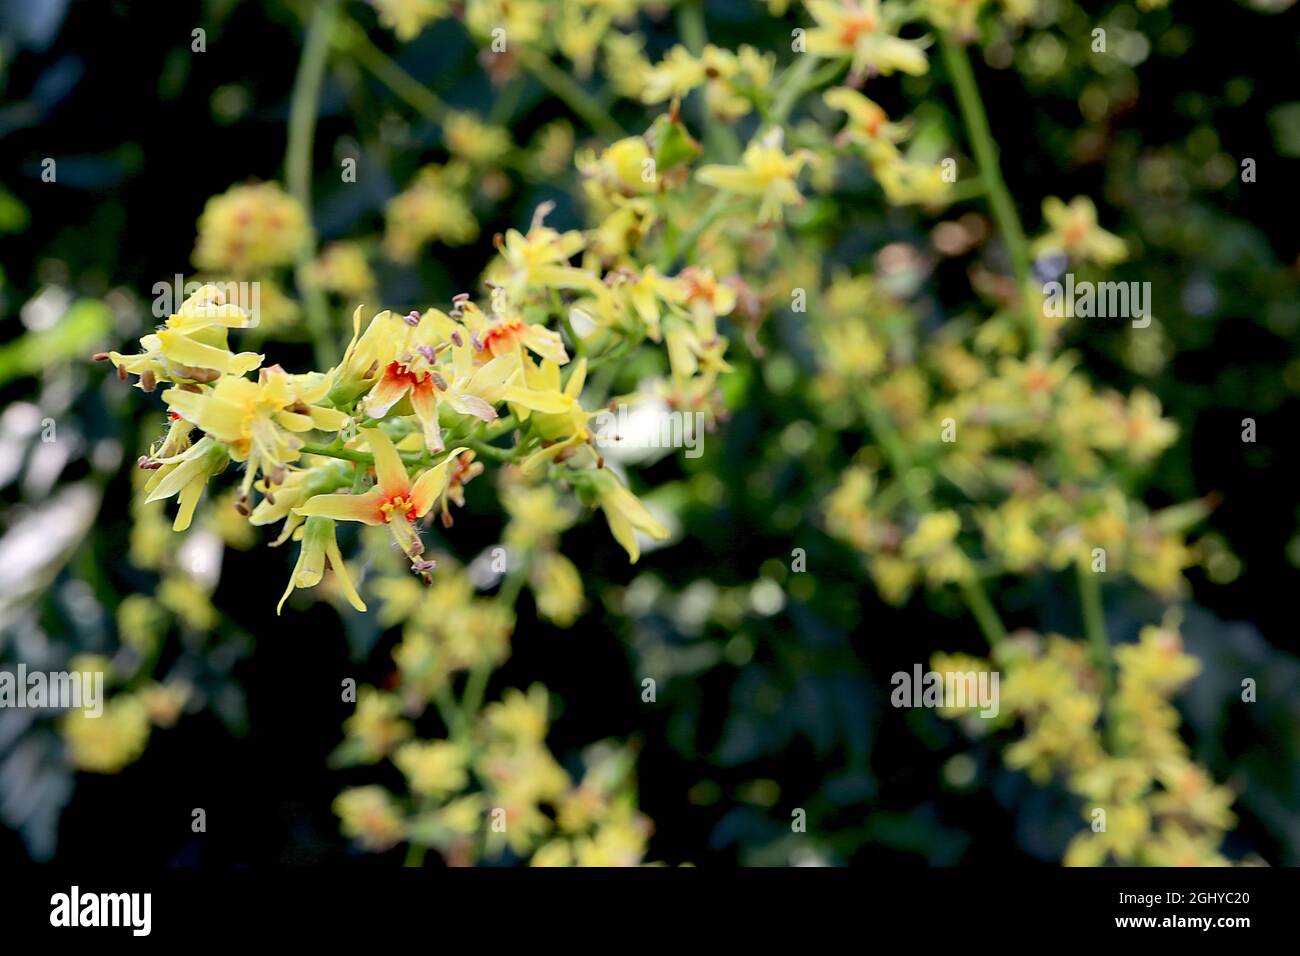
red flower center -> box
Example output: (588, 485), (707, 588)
(386, 361), (429, 387)
(481, 319), (524, 357)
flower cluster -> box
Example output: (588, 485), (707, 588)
(335, 683), (653, 865)
(102, 207), (703, 614)
(932, 618), (1241, 866)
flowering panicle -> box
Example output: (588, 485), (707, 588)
(103, 196), (691, 612)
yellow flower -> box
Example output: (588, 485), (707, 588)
(394, 740), (469, 798)
(295, 428), (467, 572)
(437, 794), (485, 835)
(640, 45), (707, 103)
(1064, 802), (1151, 866)
(805, 0), (931, 79)
(919, 0), (991, 35)
(999, 0), (1037, 22)
(903, 510), (970, 584)
(465, 0), (547, 51)
(1032, 196), (1127, 267)
(578, 136), (660, 198)
(979, 498), (1046, 572)
(705, 46), (774, 122)
(512, 358), (596, 472)
(383, 164), (478, 261)
(304, 241), (375, 298)
(1129, 528), (1195, 597)
(445, 111), (512, 166)
(905, 510), (961, 556)
(370, 0), (448, 42)
(503, 481), (577, 550)
(697, 130), (808, 223)
(824, 87), (910, 158)
(486, 796), (554, 857)
(158, 574), (218, 631)
(192, 182), (309, 276)
(278, 516), (367, 614)
(163, 365), (347, 502)
(481, 684), (550, 746)
(352, 310), (514, 452)
(459, 300), (570, 371)
(531, 551), (586, 626)
(588, 468), (669, 563)
(531, 839), (575, 867)
(140, 681), (190, 728)
(334, 786), (405, 851)
(556, 0), (625, 77)
(872, 155), (953, 206)
(62, 695), (151, 774)
(624, 267), (688, 341)
(483, 214), (597, 304)
(1120, 389), (1179, 463)
(117, 595), (168, 656)
(142, 436), (230, 532)
(573, 816), (650, 866)
(249, 458), (350, 545)
(103, 283), (263, 389)
(344, 689), (413, 762)
(531, 120), (576, 177)
(1149, 760), (1236, 831)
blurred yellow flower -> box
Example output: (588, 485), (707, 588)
(193, 182), (309, 276)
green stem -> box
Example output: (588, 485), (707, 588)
(489, 74), (525, 126)
(660, 194), (738, 271)
(466, 437), (515, 463)
(805, 58), (849, 91)
(674, 0), (742, 161)
(301, 440), (448, 469)
(768, 54), (821, 129)
(433, 683), (463, 737)
(287, 0), (341, 369)
(480, 414), (518, 442)
(516, 50), (624, 141)
(560, 309), (585, 360)
(853, 384), (1008, 649)
(678, 0), (707, 55)
(404, 842), (427, 867)
(349, 26), (451, 123)
(458, 664), (491, 736)
(940, 36), (1039, 351)
(301, 441), (372, 465)
(1077, 562), (1114, 698)
(450, 571), (525, 752)
(959, 575), (1007, 647)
